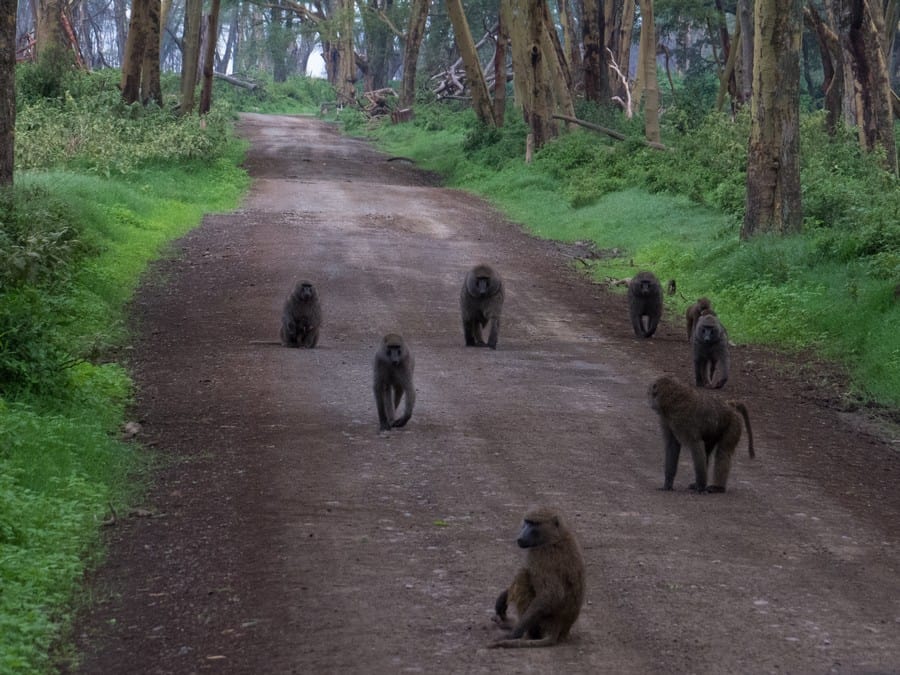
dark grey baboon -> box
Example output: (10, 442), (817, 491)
(648, 376), (754, 493)
(627, 271), (663, 338)
(490, 507), (586, 648)
(460, 264), (504, 349)
(684, 297), (714, 340)
(372, 333), (415, 431)
(280, 280), (322, 348)
(692, 313), (730, 388)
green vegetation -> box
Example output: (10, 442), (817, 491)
(208, 71), (335, 114)
(363, 102), (899, 407)
(1, 69), (249, 672)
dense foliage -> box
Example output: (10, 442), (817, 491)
(0, 68), (249, 672)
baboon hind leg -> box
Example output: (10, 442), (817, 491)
(686, 441), (709, 492)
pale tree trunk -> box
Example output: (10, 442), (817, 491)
(121, 0), (149, 104)
(606, 0), (635, 102)
(541, 0), (575, 116)
(199, 0), (221, 114)
(1, 0), (14, 186)
(113, 0), (127, 65)
(35, 0), (69, 59)
(805, 2), (844, 135)
(335, 0), (357, 104)
(826, 0), (860, 123)
(742, 0), (803, 238)
(446, 0), (496, 126)
(507, 0), (558, 149)
(180, 0), (203, 115)
(637, 0), (660, 144)
(399, 0), (429, 107)
(557, 0), (581, 88)
(838, 0), (897, 173)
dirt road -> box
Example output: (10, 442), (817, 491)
(69, 114), (900, 674)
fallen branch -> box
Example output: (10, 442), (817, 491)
(552, 114), (668, 151)
(214, 72), (259, 90)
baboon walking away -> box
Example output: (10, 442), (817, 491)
(648, 376), (754, 493)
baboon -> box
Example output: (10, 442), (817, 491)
(490, 507), (586, 648)
(666, 279), (677, 296)
(648, 376), (754, 493)
(684, 297), (714, 340)
(460, 264), (504, 349)
(692, 313), (730, 388)
(280, 280), (322, 348)
(627, 271), (663, 338)
(372, 333), (415, 431)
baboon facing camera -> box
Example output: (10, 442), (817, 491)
(372, 333), (415, 431)
(692, 313), (730, 389)
(460, 264), (504, 349)
(627, 271), (663, 338)
(280, 280), (321, 348)
(490, 507), (586, 648)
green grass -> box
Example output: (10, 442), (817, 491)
(365, 105), (900, 407)
(1, 113), (248, 672)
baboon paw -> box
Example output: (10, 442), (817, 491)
(659, 485), (674, 491)
(706, 486), (726, 493)
(688, 483), (708, 493)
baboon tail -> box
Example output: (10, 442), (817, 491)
(731, 402), (754, 458)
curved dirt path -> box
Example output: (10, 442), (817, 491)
(70, 114), (900, 674)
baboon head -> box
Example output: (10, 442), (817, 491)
(382, 333), (407, 366)
(516, 508), (562, 549)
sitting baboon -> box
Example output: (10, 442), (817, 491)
(460, 264), (504, 349)
(648, 376), (754, 493)
(692, 313), (730, 388)
(280, 280), (322, 348)
(627, 271), (663, 338)
(490, 507), (586, 648)
(372, 333), (415, 431)
(684, 297), (714, 340)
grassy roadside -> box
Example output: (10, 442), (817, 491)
(1, 67), (250, 671)
(354, 105), (899, 408)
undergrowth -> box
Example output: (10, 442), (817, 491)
(364, 102), (899, 406)
(1, 65), (249, 672)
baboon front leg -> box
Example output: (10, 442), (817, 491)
(687, 441), (709, 492)
(392, 386), (414, 428)
(487, 317), (500, 350)
(375, 387), (394, 431)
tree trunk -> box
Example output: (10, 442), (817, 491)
(837, 0), (898, 173)
(35, 0), (68, 59)
(199, 0), (221, 114)
(541, 0), (575, 115)
(557, 0), (581, 88)
(0, 0), (15, 186)
(742, 0), (803, 238)
(606, 0), (635, 101)
(121, 0), (149, 104)
(335, 0), (358, 104)
(581, 0), (610, 104)
(400, 0), (429, 107)
(507, 0), (557, 149)
(737, 0), (754, 103)
(180, 0), (203, 115)
(141, 0), (162, 105)
(113, 0), (127, 65)
(493, 7), (508, 124)
(805, 2), (843, 135)
(446, 0), (496, 126)
(637, 0), (660, 144)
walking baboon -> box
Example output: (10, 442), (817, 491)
(666, 279), (677, 296)
(460, 264), (504, 349)
(692, 313), (730, 388)
(685, 297), (714, 340)
(627, 271), (663, 338)
(490, 507), (586, 648)
(280, 280), (322, 348)
(372, 333), (415, 431)
(648, 376), (754, 493)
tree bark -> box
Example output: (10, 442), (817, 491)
(179, 0), (203, 115)
(507, 0), (557, 148)
(493, 7), (508, 124)
(446, 0), (496, 126)
(805, 2), (843, 135)
(35, 0), (68, 59)
(0, 0), (14, 186)
(199, 0), (221, 114)
(581, 0), (610, 104)
(121, 0), (149, 104)
(335, 0), (358, 104)
(637, 0), (660, 144)
(557, 0), (581, 88)
(606, 0), (635, 101)
(737, 0), (754, 103)
(141, 0), (162, 105)
(837, 0), (898, 173)
(742, 0), (803, 238)
(399, 0), (429, 107)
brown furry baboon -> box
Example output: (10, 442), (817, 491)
(279, 280), (322, 348)
(490, 507), (586, 648)
(684, 297), (714, 340)
(372, 333), (415, 431)
(460, 264), (504, 349)
(692, 313), (730, 388)
(666, 279), (677, 296)
(648, 376), (754, 493)
(627, 271), (663, 338)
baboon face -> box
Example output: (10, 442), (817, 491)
(695, 315), (723, 344)
(297, 282), (315, 300)
(474, 276), (492, 297)
(385, 342), (405, 365)
(516, 510), (560, 548)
